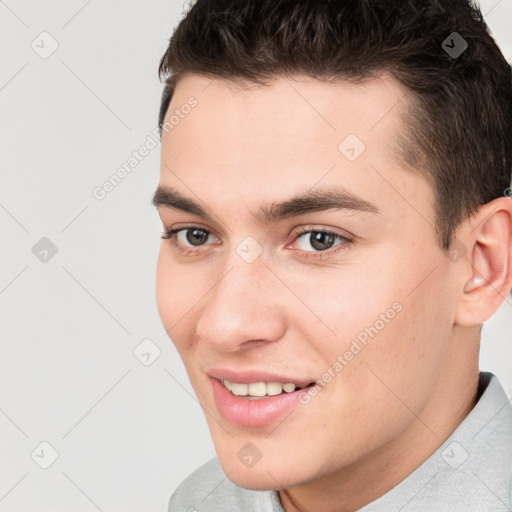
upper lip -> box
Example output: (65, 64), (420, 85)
(207, 367), (315, 387)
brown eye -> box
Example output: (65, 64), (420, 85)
(185, 228), (209, 246)
(161, 225), (220, 254)
(289, 227), (352, 260)
(308, 231), (336, 251)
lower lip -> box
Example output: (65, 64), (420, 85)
(211, 378), (310, 428)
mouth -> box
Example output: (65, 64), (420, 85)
(210, 376), (317, 428)
(220, 379), (315, 399)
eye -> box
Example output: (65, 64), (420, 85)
(290, 228), (351, 259)
(161, 225), (219, 254)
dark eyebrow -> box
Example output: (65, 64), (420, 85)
(152, 184), (381, 224)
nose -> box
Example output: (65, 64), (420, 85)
(195, 257), (287, 352)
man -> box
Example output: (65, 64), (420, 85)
(152, 0), (512, 510)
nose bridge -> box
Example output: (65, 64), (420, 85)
(196, 250), (286, 349)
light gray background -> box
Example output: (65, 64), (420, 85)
(1, 1), (511, 511)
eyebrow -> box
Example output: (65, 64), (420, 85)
(152, 184), (381, 224)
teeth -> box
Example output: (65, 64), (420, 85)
(248, 382), (266, 396)
(266, 382), (283, 396)
(221, 379), (309, 397)
(230, 382), (248, 396)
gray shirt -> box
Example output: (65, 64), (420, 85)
(168, 372), (512, 511)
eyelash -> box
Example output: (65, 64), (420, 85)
(160, 225), (352, 260)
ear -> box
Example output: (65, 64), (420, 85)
(454, 196), (512, 326)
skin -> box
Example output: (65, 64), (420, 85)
(154, 73), (512, 512)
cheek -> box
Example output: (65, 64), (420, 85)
(276, 263), (399, 349)
(331, 271), (452, 430)
(155, 249), (175, 323)
(155, 248), (199, 350)
(284, 257), (448, 413)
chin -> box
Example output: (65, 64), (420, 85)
(215, 445), (313, 491)
(230, 472), (279, 491)
(223, 463), (288, 491)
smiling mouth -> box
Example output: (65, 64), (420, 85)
(220, 379), (316, 399)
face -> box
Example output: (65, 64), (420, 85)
(154, 73), (461, 490)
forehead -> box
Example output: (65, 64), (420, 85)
(167, 72), (410, 141)
(159, 73), (433, 229)
(163, 72), (410, 171)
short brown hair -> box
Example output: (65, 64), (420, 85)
(157, 0), (512, 251)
